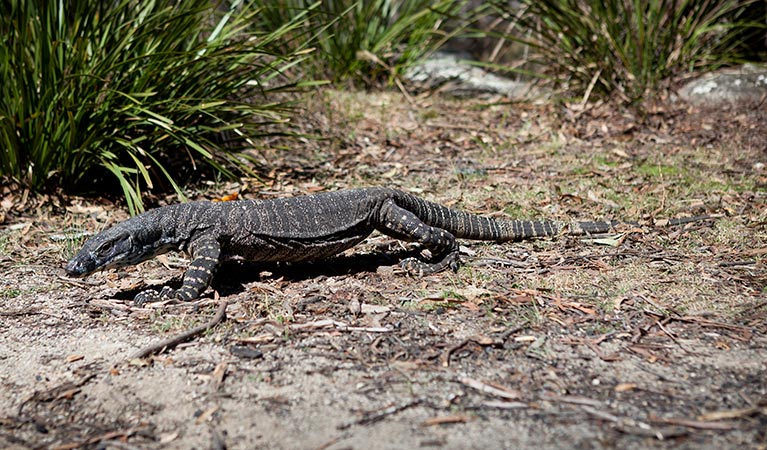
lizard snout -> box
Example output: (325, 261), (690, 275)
(64, 256), (92, 277)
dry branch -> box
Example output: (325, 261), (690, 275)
(129, 300), (228, 360)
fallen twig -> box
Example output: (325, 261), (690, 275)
(0, 308), (48, 317)
(289, 319), (392, 333)
(56, 274), (102, 287)
(440, 333), (511, 367)
(718, 259), (756, 267)
(51, 429), (137, 450)
(441, 340), (473, 367)
(675, 316), (753, 341)
(662, 214), (722, 227)
(312, 436), (343, 450)
(542, 394), (603, 408)
(422, 414), (473, 426)
(18, 372), (98, 415)
(580, 405), (621, 422)
(337, 399), (421, 429)
(481, 400), (529, 409)
(460, 377), (520, 400)
(615, 424), (688, 440)
(129, 300), (228, 360)
(648, 414), (740, 430)
(698, 406), (766, 421)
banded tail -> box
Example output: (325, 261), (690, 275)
(393, 190), (618, 242)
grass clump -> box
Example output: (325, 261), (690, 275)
(251, 0), (467, 85)
(0, 0), (313, 213)
(488, 0), (765, 105)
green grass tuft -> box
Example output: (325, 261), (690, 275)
(250, 0), (467, 85)
(488, 0), (765, 105)
(0, 0), (314, 213)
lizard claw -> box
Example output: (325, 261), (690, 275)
(400, 257), (425, 276)
(133, 289), (158, 307)
(133, 286), (178, 307)
(400, 250), (461, 276)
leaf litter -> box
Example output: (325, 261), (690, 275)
(0, 91), (766, 449)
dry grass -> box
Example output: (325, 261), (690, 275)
(1, 89), (765, 449)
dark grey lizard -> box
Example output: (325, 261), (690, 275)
(65, 187), (620, 305)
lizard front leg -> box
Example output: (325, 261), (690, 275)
(134, 237), (221, 306)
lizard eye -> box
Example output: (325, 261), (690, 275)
(94, 233), (131, 258)
(94, 241), (114, 257)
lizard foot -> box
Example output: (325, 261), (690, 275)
(134, 286), (179, 307)
(400, 251), (460, 276)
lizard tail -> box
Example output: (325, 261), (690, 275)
(394, 191), (617, 242)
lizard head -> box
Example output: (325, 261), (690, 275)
(65, 225), (146, 277)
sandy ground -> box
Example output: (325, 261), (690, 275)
(1, 92), (766, 449)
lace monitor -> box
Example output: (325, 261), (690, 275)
(66, 187), (623, 305)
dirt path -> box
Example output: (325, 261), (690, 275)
(1, 92), (766, 449)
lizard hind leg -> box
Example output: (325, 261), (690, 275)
(375, 200), (460, 276)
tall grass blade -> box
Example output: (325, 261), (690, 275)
(0, 0), (309, 213)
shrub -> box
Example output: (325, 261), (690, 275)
(0, 0), (312, 213)
(251, 0), (466, 85)
(488, 0), (765, 105)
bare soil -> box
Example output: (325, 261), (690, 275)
(1, 92), (766, 450)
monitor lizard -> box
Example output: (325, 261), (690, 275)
(65, 187), (629, 305)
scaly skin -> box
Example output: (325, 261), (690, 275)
(65, 187), (618, 304)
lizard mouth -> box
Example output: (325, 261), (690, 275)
(64, 265), (85, 277)
(64, 258), (92, 277)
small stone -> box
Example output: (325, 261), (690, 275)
(348, 298), (361, 315)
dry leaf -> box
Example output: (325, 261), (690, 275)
(195, 405), (220, 424)
(614, 383), (638, 392)
(211, 361), (228, 387)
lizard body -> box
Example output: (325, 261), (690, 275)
(65, 187), (618, 304)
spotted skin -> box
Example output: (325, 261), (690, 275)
(65, 187), (619, 304)
(133, 237), (221, 305)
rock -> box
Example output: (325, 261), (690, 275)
(405, 52), (544, 100)
(677, 64), (767, 106)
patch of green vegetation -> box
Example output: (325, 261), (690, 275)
(419, 109), (440, 121)
(584, 322), (618, 335)
(419, 291), (467, 312)
(250, 0), (467, 85)
(247, 374), (266, 384)
(324, 91), (366, 124)
(458, 264), (495, 285)
(593, 155), (621, 168)
(1, 288), (22, 299)
(602, 190), (631, 209)
(365, 291), (390, 306)
(502, 204), (530, 219)
(453, 166), (489, 183)
(708, 217), (754, 250)
(0, 233), (8, 256)
(569, 164), (591, 176)
(488, 0), (764, 106)
(469, 135), (495, 156)
(636, 163), (683, 179)
(58, 231), (90, 262)
(151, 315), (194, 334)
(274, 314), (293, 325)
(400, 288), (468, 313)
(692, 178), (730, 192)
(1, 0), (314, 213)
(516, 303), (544, 328)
